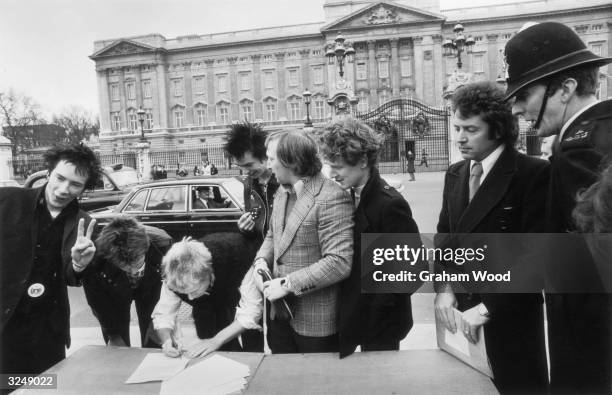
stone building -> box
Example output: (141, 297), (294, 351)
(90, 0), (611, 168)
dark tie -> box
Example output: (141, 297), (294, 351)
(283, 190), (296, 230)
(350, 188), (356, 206)
(469, 162), (483, 202)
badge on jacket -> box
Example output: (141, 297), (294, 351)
(27, 283), (45, 298)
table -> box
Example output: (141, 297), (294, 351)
(246, 350), (496, 394)
(20, 347), (497, 394)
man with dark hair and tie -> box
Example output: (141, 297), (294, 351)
(434, 81), (549, 394)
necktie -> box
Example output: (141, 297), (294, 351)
(283, 190), (296, 230)
(469, 162), (483, 202)
(350, 188), (356, 207)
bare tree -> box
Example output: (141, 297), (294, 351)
(52, 106), (99, 144)
(0, 89), (45, 156)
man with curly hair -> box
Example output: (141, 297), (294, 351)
(0, 143), (100, 377)
(434, 82), (549, 393)
(318, 117), (424, 358)
(83, 217), (172, 348)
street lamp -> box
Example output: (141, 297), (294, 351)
(442, 23), (475, 69)
(136, 107), (146, 141)
(303, 89), (313, 127)
(325, 32), (355, 78)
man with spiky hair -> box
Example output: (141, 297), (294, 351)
(0, 143), (100, 377)
(83, 217), (172, 348)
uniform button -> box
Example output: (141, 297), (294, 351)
(384, 186), (390, 190)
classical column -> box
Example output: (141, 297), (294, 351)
(228, 57), (238, 121)
(300, 49), (311, 90)
(412, 36), (424, 102)
(118, 68), (127, 130)
(96, 68), (111, 133)
(432, 34), (444, 106)
(155, 60), (168, 129)
(275, 52), (287, 119)
(205, 59), (215, 123)
(390, 38), (400, 98)
(252, 55), (262, 120)
(183, 62), (193, 124)
(135, 65), (143, 109)
(367, 40), (378, 108)
(487, 34), (499, 80)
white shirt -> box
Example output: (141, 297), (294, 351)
(470, 144), (505, 187)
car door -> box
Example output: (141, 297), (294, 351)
(187, 183), (243, 239)
(125, 185), (189, 240)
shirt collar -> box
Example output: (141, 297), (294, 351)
(559, 100), (599, 141)
(281, 179), (305, 197)
(471, 143), (504, 184)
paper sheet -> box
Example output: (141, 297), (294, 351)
(125, 353), (189, 384)
(444, 328), (470, 356)
(160, 354), (250, 395)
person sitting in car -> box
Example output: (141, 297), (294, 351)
(151, 233), (258, 357)
(192, 186), (230, 209)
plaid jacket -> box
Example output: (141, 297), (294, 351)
(256, 173), (354, 336)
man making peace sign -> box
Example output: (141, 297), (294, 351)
(0, 143), (101, 380)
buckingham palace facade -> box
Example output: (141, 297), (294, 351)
(90, 0), (611, 157)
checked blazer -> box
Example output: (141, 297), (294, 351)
(255, 173), (354, 337)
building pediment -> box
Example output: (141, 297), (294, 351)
(322, 1), (444, 32)
(90, 39), (163, 59)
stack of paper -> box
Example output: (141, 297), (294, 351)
(125, 353), (190, 384)
(160, 354), (251, 395)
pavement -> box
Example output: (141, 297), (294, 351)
(67, 170), (446, 356)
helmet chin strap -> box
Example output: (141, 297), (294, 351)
(533, 80), (553, 130)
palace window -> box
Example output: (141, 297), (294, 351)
(173, 107), (184, 128)
(240, 101), (253, 121)
(111, 112), (121, 131)
(473, 54), (485, 73)
(110, 84), (119, 101)
(144, 111), (153, 130)
(590, 43), (603, 56)
(400, 58), (412, 77)
(217, 75), (227, 92)
(264, 71), (275, 89)
(142, 80), (152, 98)
(312, 66), (323, 85)
(127, 109), (138, 131)
(378, 59), (389, 79)
(357, 92), (369, 113)
(126, 82), (136, 100)
(217, 103), (230, 124)
(356, 62), (367, 80)
(194, 104), (207, 126)
(194, 76), (206, 95)
(265, 102), (276, 121)
(172, 79), (183, 97)
(240, 73), (251, 91)
(313, 99), (325, 119)
(288, 100), (301, 121)
(288, 68), (299, 87)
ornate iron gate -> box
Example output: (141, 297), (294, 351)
(356, 99), (450, 173)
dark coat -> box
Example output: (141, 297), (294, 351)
(0, 186), (91, 347)
(436, 147), (549, 392)
(83, 226), (172, 347)
(338, 168), (424, 358)
(238, 174), (279, 243)
(545, 99), (612, 393)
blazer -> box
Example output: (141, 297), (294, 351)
(256, 173), (354, 337)
(436, 146), (549, 391)
(0, 185), (92, 347)
(338, 167), (424, 357)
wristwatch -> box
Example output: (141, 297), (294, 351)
(478, 303), (490, 317)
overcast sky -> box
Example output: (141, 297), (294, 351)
(0, 0), (529, 118)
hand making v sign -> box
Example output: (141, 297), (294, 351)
(71, 218), (97, 272)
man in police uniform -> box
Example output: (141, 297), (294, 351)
(0, 144), (99, 379)
(505, 21), (612, 393)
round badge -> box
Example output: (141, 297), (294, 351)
(27, 283), (45, 298)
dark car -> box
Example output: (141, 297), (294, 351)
(90, 177), (245, 241)
(24, 164), (140, 212)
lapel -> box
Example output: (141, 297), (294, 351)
(447, 161), (470, 231)
(355, 168), (382, 233)
(276, 174), (322, 258)
(456, 147), (516, 232)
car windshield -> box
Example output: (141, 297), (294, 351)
(222, 178), (244, 209)
(109, 169), (139, 188)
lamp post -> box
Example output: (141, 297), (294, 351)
(136, 107), (146, 141)
(325, 32), (355, 78)
(303, 89), (313, 128)
(442, 23), (475, 70)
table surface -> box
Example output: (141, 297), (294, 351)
(20, 346), (497, 394)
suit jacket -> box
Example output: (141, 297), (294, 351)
(83, 226), (172, 346)
(436, 147), (549, 391)
(338, 167), (424, 357)
(256, 173), (354, 337)
(0, 185), (92, 347)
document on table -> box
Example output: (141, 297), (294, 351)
(436, 307), (494, 378)
(125, 353), (189, 384)
(160, 354), (251, 395)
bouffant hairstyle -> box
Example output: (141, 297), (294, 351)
(318, 117), (384, 167)
(43, 143), (102, 190)
(452, 81), (518, 146)
(95, 216), (149, 270)
(224, 121), (268, 161)
(162, 237), (214, 292)
(266, 130), (322, 177)
(573, 163), (612, 233)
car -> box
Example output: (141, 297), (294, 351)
(0, 180), (21, 187)
(24, 164), (140, 212)
(90, 177), (245, 241)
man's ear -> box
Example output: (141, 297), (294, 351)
(560, 78), (578, 103)
(359, 156), (369, 169)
